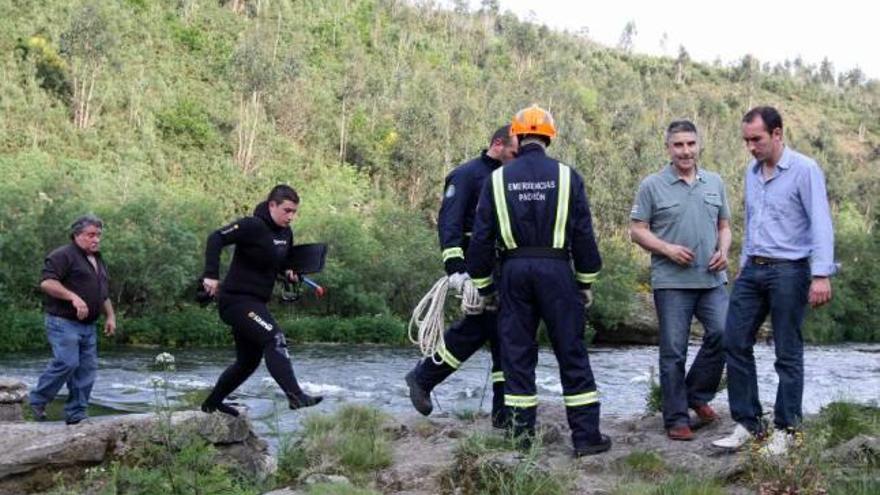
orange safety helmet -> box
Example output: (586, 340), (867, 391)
(510, 105), (557, 141)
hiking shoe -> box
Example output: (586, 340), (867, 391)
(759, 429), (794, 457)
(711, 423), (753, 450)
(692, 404), (720, 425)
(201, 400), (240, 417)
(574, 434), (612, 457)
(405, 369), (433, 416)
(288, 393), (323, 410)
(30, 402), (47, 422)
(667, 424), (695, 441)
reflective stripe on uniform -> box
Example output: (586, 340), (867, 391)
(492, 168), (518, 249)
(505, 394), (538, 408)
(437, 345), (461, 369)
(442, 247), (464, 262)
(576, 272), (599, 284)
(563, 391), (599, 407)
(491, 371), (505, 383)
(472, 276), (493, 289)
(552, 163), (571, 248)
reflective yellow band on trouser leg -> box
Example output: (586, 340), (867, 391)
(471, 276), (493, 289)
(563, 391), (599, 407)
(437, 345), (461, 369)
(491, 371), (505, 383)
(442, 247), (464, 262)
(575, 272), (599, 284)
(505, 394), (538, 408)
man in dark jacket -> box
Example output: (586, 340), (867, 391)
(200, 184), (322, 416)
(29, 214), (116, 425)
(467, 106), (611, 456)
(405, 126), (518, 427)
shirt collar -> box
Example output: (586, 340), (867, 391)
(751, 145), (791, 174)
(71, 241), (101, 258)
(664, 163), (703, 184)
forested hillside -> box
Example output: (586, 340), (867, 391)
(1, 0), (878, 347)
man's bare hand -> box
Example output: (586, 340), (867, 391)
(203, 278), (220, 297)
(285, 270), (299, 284)
(663, 244), (695, 266)
(809, 277), (832, 308)
(71, 295), (89, 320)
(104, 316), (116, 336)
(708, 250), (729, 272)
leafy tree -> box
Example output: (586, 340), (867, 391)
(59, 2), (117, 129)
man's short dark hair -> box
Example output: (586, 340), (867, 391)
(665, 119), (698, 143)
(742, 106), (783, 133)
(267, 184), (300, 205)
(70, 214), (103, 240)
(489, 125), (513, 146)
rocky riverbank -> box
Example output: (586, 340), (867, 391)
(1, 399), (877, 494)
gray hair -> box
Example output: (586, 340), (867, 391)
(665, 119), (699, 144)
(70, 214), (103, 240)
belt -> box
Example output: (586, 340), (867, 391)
(502, 247), (569, 260)
(749, 256), (808, 266)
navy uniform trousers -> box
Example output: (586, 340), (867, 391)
(498, 257), (602, 448)
(412, 310), (505, 421)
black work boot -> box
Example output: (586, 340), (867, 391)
(491, 382), (509, 429)
(573, 434), (612, 457)
(405, 369), (433, 416)
(288, 392), (323, 410)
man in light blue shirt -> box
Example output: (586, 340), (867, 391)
(713, 106), (835, 455)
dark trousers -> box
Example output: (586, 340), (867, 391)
(654, 286), (727, 428)
(498, 258), (602, 449)
(413, 311), (505, 418)
(205, 296), (304, 405)
(724, 260), (810, 432)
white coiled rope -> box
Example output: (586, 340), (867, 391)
(408, 276), (482, 364)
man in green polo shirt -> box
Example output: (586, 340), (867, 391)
(629, 120), (732, 441)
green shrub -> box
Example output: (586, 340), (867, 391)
(444, 432), (572, 495)
(619, 451), (666, 480)
(590, 235), (641, 332)
(155, 99), (220, 149)
(812, 401), (880, 448)
(277, 405), (392, 486)
(613, 475), (727, 495)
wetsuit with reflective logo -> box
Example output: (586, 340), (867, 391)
(201, 201), (309, 409)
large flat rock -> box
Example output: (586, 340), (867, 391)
(0, 410), (273, 494)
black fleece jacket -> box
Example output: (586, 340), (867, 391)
(203, 201), (294, 302)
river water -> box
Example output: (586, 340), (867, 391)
(2, 344), (878, 444)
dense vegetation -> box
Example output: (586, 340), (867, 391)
(1, 0), (878, 350)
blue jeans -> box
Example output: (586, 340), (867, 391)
(724, 260), (810, 433)
(29, 315), (98, 422)
(654, 286), (727, 428)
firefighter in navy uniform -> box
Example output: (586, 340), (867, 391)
(467, 106), (612, 456)
(405, 126), (518, 427)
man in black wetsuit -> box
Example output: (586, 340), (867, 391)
(200, 184), (322, 416)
